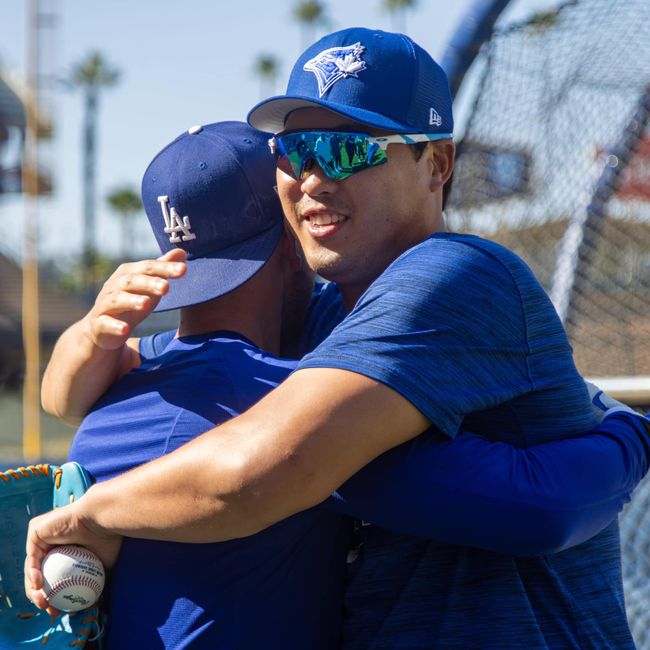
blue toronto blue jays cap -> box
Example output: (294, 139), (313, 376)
(141, 121), (284, 312)
(247, 27), (453, 136)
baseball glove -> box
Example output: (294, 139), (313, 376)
(0, 461), (103, 649)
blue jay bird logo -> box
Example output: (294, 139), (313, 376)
(304, 43), (367, 97)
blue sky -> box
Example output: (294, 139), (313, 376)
(0, 0), (554, 263)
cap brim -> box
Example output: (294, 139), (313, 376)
(248, 94), (415, 134)
(154, 221), (284, 312)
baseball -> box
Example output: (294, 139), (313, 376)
(42, 545), (105, 612)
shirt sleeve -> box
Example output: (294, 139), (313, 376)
(324, 412), (650, 556)
(297, 236), (569, 438)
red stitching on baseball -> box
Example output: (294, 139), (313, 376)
(46, 575), (102, 598)
(55, 546), (100, 562)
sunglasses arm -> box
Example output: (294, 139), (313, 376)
(370, 133), (454, 151)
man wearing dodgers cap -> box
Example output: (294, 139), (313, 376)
(41, 121), (312, 419)
(29, 29), (648, 649)
(55, 121), (357, 649)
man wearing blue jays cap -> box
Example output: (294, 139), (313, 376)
(28, 29), (650, 649)
(243, 28), (639, 648)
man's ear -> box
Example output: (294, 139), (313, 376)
(429, 141), (456, 191)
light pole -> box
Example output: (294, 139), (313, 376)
(21, 0), (42, 461)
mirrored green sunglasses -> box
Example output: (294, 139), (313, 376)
(269, 130), (453, 181)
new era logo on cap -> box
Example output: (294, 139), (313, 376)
(429, 108), (442, 127)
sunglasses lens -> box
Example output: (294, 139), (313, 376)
(276, 133), (388, 180)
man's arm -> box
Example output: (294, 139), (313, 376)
(26, 369), (428, 574)
(41, 250), (186, 425)
(325, 412), (650, 555)
(25, 370), (650, 607)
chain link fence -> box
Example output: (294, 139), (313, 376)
(445, 1), (650, 645)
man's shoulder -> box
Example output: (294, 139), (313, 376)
(375, 232), (544, 305)
(129, 332), (297, 395)
(399, 232), (530, 271)
(367, 232), (529, 298)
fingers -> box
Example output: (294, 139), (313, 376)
(86, 253), (186, 348)
(158, 247), (187, 263)
(24, 517), (54, 610)
(24, 506), (92, 611)
(25, 499), (123, 601)
(115, 257), (187, 282)
(94, 286), (163, 318)
(99, 253), (186, 301)
(97, 259), (186, 303)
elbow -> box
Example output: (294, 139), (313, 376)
(213, 443), (329, 538)
(219, 464), (278, 537)
(40, 372), (56, 415)
(524, 514), (577, 555)
(196, 444), (287, 539)
(40, 386), (82, 428)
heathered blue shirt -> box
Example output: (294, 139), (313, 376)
(298, 232), (635, 649)
(69, 332), (351, 650)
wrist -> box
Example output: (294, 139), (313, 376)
(77, 483), (110, 533)
(72, 484), (124, 570)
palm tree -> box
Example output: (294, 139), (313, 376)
(106, 185), (142, 260)
(293, 0), (328, 50)
(253, 54), (281, 100)
(66, 52), (120, 297)
(382, 0), (417, 33)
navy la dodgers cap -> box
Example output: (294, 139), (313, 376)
(141, 121), (284, 312)
(247, 27), (454, 137)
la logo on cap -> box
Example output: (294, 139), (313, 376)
(304, 42), (367, 98)
(157, 195), (197, 243)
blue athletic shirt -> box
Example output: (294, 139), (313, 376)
(135, 329), (647, 560)
(138, 326), (647, 556)
(69, 332), (351, 650)
(298, 232), (636, 649)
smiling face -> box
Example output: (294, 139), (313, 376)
(276, 107), (454, 309)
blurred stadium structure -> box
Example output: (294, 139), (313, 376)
(446, 0), (650, 386)
(444, 0), (650, 645)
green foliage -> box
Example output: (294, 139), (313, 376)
(253, 53), (282, 99)
(54, 251), (116, 297)
(68, 51), (121, 89)
(293, 0), (326, 24)
(106, 185), (143, 260)
(106, 185), (142, 217)
(253, 54), (280, 82)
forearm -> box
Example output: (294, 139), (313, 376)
(77, 424), (262, 542)
(73, 368), (429, 543)
(41, 252), (188, 425)
(325, 412), (650, 555)
(41, 317), (135, 426)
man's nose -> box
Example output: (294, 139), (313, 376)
(299, 159), (338, 195)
